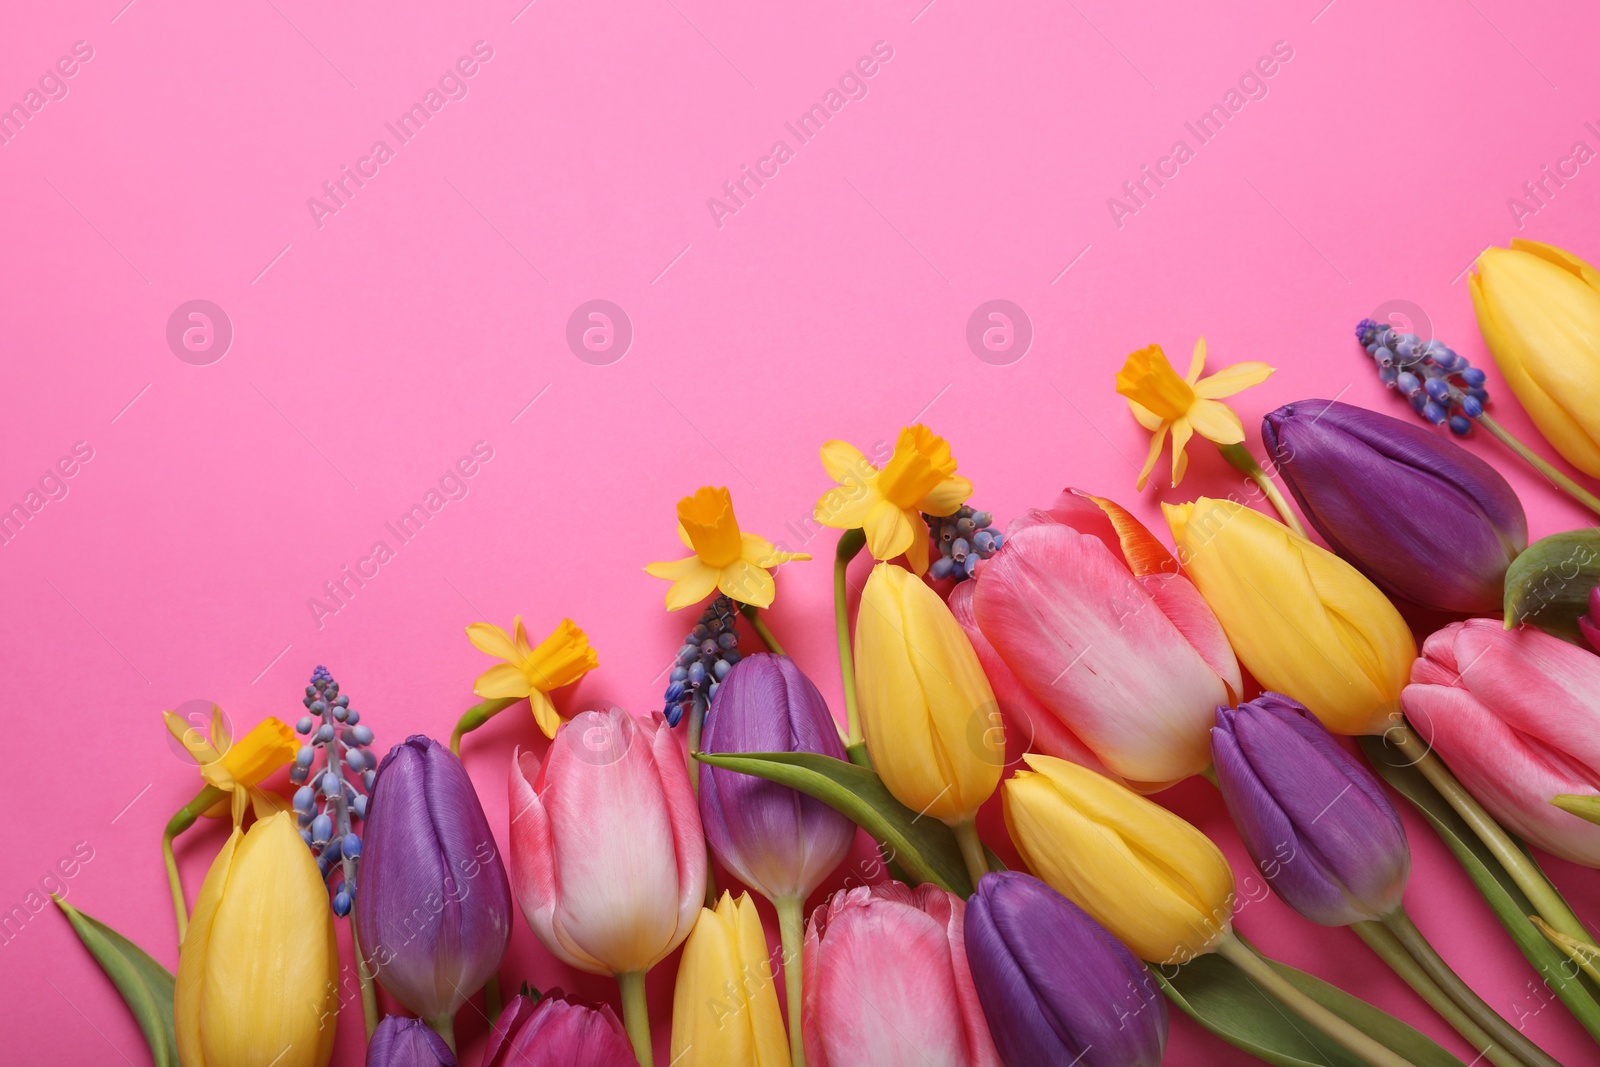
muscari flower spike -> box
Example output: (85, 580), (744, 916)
(1357, 318), (1491, 436)
(925, 504), (1004, 581)
(662, 595), (742, 727)
(290, 665), (375, 917)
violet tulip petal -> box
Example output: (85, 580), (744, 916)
(699, 653), (856, 903)
(355, 736), (512, 1021)
(366, 1016), (456, 1067)
(1263, 399), (1527, 613)
(966, 872), (1165, 1067)
(482, 993), (635, 1067)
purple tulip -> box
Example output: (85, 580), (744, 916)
(1212, 693), (1410, 926)
(482, 992), (636, 1067)
(965, 871), (1166, 1067)
(699, 653), (856, 903)
(354, 735), (512, 1025)
(1262, 398), (1527, 613)
(366, 1016), (456, 1067)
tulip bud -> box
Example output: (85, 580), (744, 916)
(176, 812), (338, 1067)
(855, 562), (1003, 825)
(1165, 497), (1416, 736)
(965, 872), (1166, 1067)
(971, 490), (1240, 787)
(1262, 399), (1526, 613)
(671, 892), (791, 1067)
(508, 707), (705, 975)
(366, 1016), (456, 1067)
(803, 882), (1001, 1067)
(482, 992), (636, 1067)
(355, 736), (512, 1025)
(1213, 694), (1410, 925)
(698, 654), (855, 904)
(1003, 754), (1235, 964)
(1471, 239), (1600, 477)
(1404, 619), (1600, 865)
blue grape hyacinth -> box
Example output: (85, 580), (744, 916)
(1357, 318), (1490, 436)
(291, 665), (374, 916)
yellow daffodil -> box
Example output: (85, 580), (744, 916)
(814, 425), (972, 575)
(465, 616), (598, 738)
(163, 708), (297, 820)
(645, 486), (810, 610)
(1116, 339), (1274, 489)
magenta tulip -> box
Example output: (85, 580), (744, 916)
(1404, 619), (1600, 865)
(803, 882), (1001, 1067)
(508, 707), (705, 975)
(481, 992), (635, 1067)
(972, 489), (1241, 787)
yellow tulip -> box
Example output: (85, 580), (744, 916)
(855, 563), (1003, 826)
(176, 812), (338, 1067)
(670, 892), (791, 1067)
(465, 616), (598, 738)
(646, 486), (811, 610)
(1004, 754), (1235, 964)
(1471, 239), (1600, 476)
(163, 710), (297, 819)
(1164, 498), (1415, 736)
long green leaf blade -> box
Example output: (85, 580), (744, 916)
(54, 895), (179, 1067)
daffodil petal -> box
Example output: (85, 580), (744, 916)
(465, 622), (520, 662)
(1186, 398), (1245, 444)
(1129, 400), (1164, 431)
(1194, 361), (1274, 399)
(1169, 418), (1194, 487)
(1186, 336), (1207, 382)
(664, 561), (722, 610)
(916, 475), (972, 517)
(903, 514), (932, 575)
(512, 615), (534, 659)
(820, 439), (873, 483)
(740, 533), (810, 567)
(645, 555), (704, 580)
(862, 498), (915, 562)
(528, 689), (563, 739)
(1136, 424), (1169, 491)
(474, 663), (534, 700)
(816, 486), (877, 529)
(718, 558), (777, 608)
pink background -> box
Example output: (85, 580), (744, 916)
(5, 0), (1600, 1063)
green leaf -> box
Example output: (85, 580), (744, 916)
(1155, 949), (1466, 1067)
(54, 896), (179, 1067)
(1360, 735), (1600, 1042)
(1503, 529), (1600, 642)
(694, 750), (974, 895)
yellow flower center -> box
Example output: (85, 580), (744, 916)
(1116, 344), (1196, 421)
(678, 486), (744, 568)
(876, 425), (958, 508)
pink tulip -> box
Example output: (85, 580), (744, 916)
(508, 707), (706, 974)
(802, 882), (1001, 1067)
(1404, 619), (1600, 865)
(971, 490), (1241, 787)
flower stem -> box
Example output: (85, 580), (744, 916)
(449, 696), (523, 757)
(1218, 442), (1309, 537)
(738, 603), (786, 657)
(1389, 721), (1595, 945)
(426, 1014), (455, 1053)
(1215, 932), (1417, 1067)
(617, 970), (653, 1067)
(162, 786), (225, 944)
(348, 917), (380, 1038)
(1480, 413), (1600, 518)
(775, 896), (809, 1067)
(951, 819), (990, 892)
(1350, 921), (1523, 1067)
(834, 529), (869, 766)
(1379, 907), (1563, 1067)
(1530, 916), (1600, 985)
(685, 692), (720, 907)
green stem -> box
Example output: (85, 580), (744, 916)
(738, 603), (786, 657)
(775, 896), (809, 1067)
(1351, 921), (1522, 1067)
(1531, 916), (1600, 985)
(1391, 722), (1595, 945)
(426, 1014), (455, 1053)
(1215, 932), (1417, 1067)
(1218, 442), (1309, 538)
(834, 529), (867, 762)
(449, 696), (523, 756)
(348, 917), (379, 1038)
(617, 970), (652, 1067)
(162, 786), (226, 944)
(951, 819), (990, 892)
(1480, 413), (1600, 518)
(1381, 907), (1563, 1067)
(485, 974), (502, 1025)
